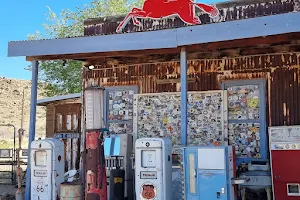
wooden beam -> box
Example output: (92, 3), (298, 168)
(26, 32), (300, 62)
(82, 44), (300, 67)
(156, 78), (196, 84)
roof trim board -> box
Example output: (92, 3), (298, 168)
(7, 12), (300, 59)
(37, 93), (81, 106)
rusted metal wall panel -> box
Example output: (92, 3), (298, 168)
(270, 67), (300, 126)
(84, 52), (300, 127)
(84, 0), (296, 36)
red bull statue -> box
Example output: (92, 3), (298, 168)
(116, 0), (219, 33)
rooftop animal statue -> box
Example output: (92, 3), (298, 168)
(116, 0), (219, 33)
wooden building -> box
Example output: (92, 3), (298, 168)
(82, 0), (300, 163)
(7, 0), (300, 198)
(37, 93), (81, 172)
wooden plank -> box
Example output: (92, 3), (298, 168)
(156, 78), (196, 84)
(67, 139), (72, 171)
(46, 104), (55, 137)
(72, 138), (78, 170)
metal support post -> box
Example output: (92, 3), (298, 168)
(180, 47), (188, 146)
(24, 61), (39, 200)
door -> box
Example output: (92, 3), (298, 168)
(198, 170), (227, 200)
(184, 148), (198, 200)
(271, 150), (300, 182)
(221, 79), (267, 165)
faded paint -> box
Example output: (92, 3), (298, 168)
(83, 52), (300, 127)
(116, 1), (219, 33)
(60, 183), (83, 200)
(84, 0), (297, 36)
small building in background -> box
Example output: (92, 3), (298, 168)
(37, 93), (81, 172)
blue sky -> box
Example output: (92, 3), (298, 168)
(0, 0), (91, 80)
(1, 0), (219, 80)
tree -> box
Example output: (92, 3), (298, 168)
(28, 0), (143, 97)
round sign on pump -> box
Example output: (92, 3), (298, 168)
(141, 183), (156, 200)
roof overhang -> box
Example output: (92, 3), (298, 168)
(37, 93), (81, 106)
(8, 12), (300, 61)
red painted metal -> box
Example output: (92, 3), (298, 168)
(271, 150), (300, 199)
(85, 131), (107, 200)
(116, 0), (219, 32)
(84, 0), (296, 36)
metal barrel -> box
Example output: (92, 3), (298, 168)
(60, 182), (83, 200)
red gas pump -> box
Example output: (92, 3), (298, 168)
(85, 129), (108, 200)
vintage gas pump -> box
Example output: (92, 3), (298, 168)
(104, 133), (133, 200)
(269, 126), (300, 200)
(84, 86), (108, 200)
(184, 146), (243, 200)
(135, 137), (172, 200)
(30, 138), (65, 200)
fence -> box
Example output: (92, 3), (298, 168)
(0, 125), (28, 185)
(0, 149), (28, 185)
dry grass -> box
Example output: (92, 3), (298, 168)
(0, 77), (46, 150)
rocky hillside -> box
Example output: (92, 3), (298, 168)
(0, 77), (46, 148)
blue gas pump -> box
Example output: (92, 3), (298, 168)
(184, 146), (243, 200)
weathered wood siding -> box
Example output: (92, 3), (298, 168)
(46, 104), (55, 138)
(44, 99), (82, 171)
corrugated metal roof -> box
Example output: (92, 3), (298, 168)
(7, 12), (300, 59)
(37, 93), (81, 106)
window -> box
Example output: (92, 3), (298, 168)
(55, 104), (81, 133)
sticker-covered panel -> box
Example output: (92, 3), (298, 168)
(227, 85), (260, 120)
(108, 123), (133, 134)
(134, 91), (227, 147)
(107, 89), (135, 121)
(229, 123), (261, 158)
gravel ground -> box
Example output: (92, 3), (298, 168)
(0, 185), (17, 198)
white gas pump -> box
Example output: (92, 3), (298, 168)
(135, 138), (172, 200)
(30, 138), (65, 200)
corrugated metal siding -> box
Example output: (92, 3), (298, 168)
(84, 52), (300, 127)
(84, 0), (297, 36)
(271, 67), (300, 126)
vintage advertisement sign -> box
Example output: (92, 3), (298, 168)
(116, 0), (219, 32)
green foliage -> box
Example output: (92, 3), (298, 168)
(28, 0), (143, 97)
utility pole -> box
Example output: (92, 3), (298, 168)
(15, 87), (26, 200)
